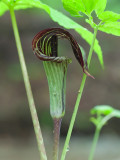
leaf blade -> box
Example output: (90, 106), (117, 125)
(99, 22), (120, 36)
(14, 0), (50, 13)
(95, 0), (107, 16)
(62, 0), (85, 16)
(98, 11), (120, 22)
(0, 1), (8, 16)
(82, 0), (99, 15)
(91, 105), (114, 115)
(62, 0), (101, 16)
(0, 0), (50, 15)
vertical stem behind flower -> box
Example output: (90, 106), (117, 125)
(9, 6), (47, 160)
(61, 27), (98, 160)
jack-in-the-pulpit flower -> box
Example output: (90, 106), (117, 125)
(32, 28), (93, 119)
(32, 28), (94, 160)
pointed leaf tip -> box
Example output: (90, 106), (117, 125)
(83, 69), (95, 79)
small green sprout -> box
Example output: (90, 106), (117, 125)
(89, 105), (120, 160)
(90, 105), (120, 129)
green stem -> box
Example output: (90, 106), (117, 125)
(100, 113), (115, 128)
(9, 7), (47, 160)
(87, 27), (98, 68)
(61, 27), (98, 160)
(88, 127), (100, 160)
(53, 118), (62, 160)
(89, 113), (116, 160)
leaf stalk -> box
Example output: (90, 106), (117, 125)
(61, 27), (98, 160)
(9, 6), (47, 160)
(88, 127), (100, 160)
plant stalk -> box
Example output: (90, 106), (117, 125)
(88, 127), (100, 160)
(61, 27), (98, 160)
(9, 7), (47, 160)
(53, 118), (62, 160)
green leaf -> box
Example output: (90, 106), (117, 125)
(0, 1), (8, 16)
(62, 0), (85, 16)
(49, 8), (104, 67)
(99, 22), (120, 36)
(95, 0), (107, 16)
(14, 0), (50, 13)
(82, 0), (99, 15)
(90, 105), (120, 130)
(90, 117), (100, 126)
(91, 105), (114, 115)
(98, 11), (120, 22)
(62, 0), (100, 16)
(0, 0), (50, 15)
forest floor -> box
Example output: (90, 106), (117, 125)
(0, 132), (120, 160)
